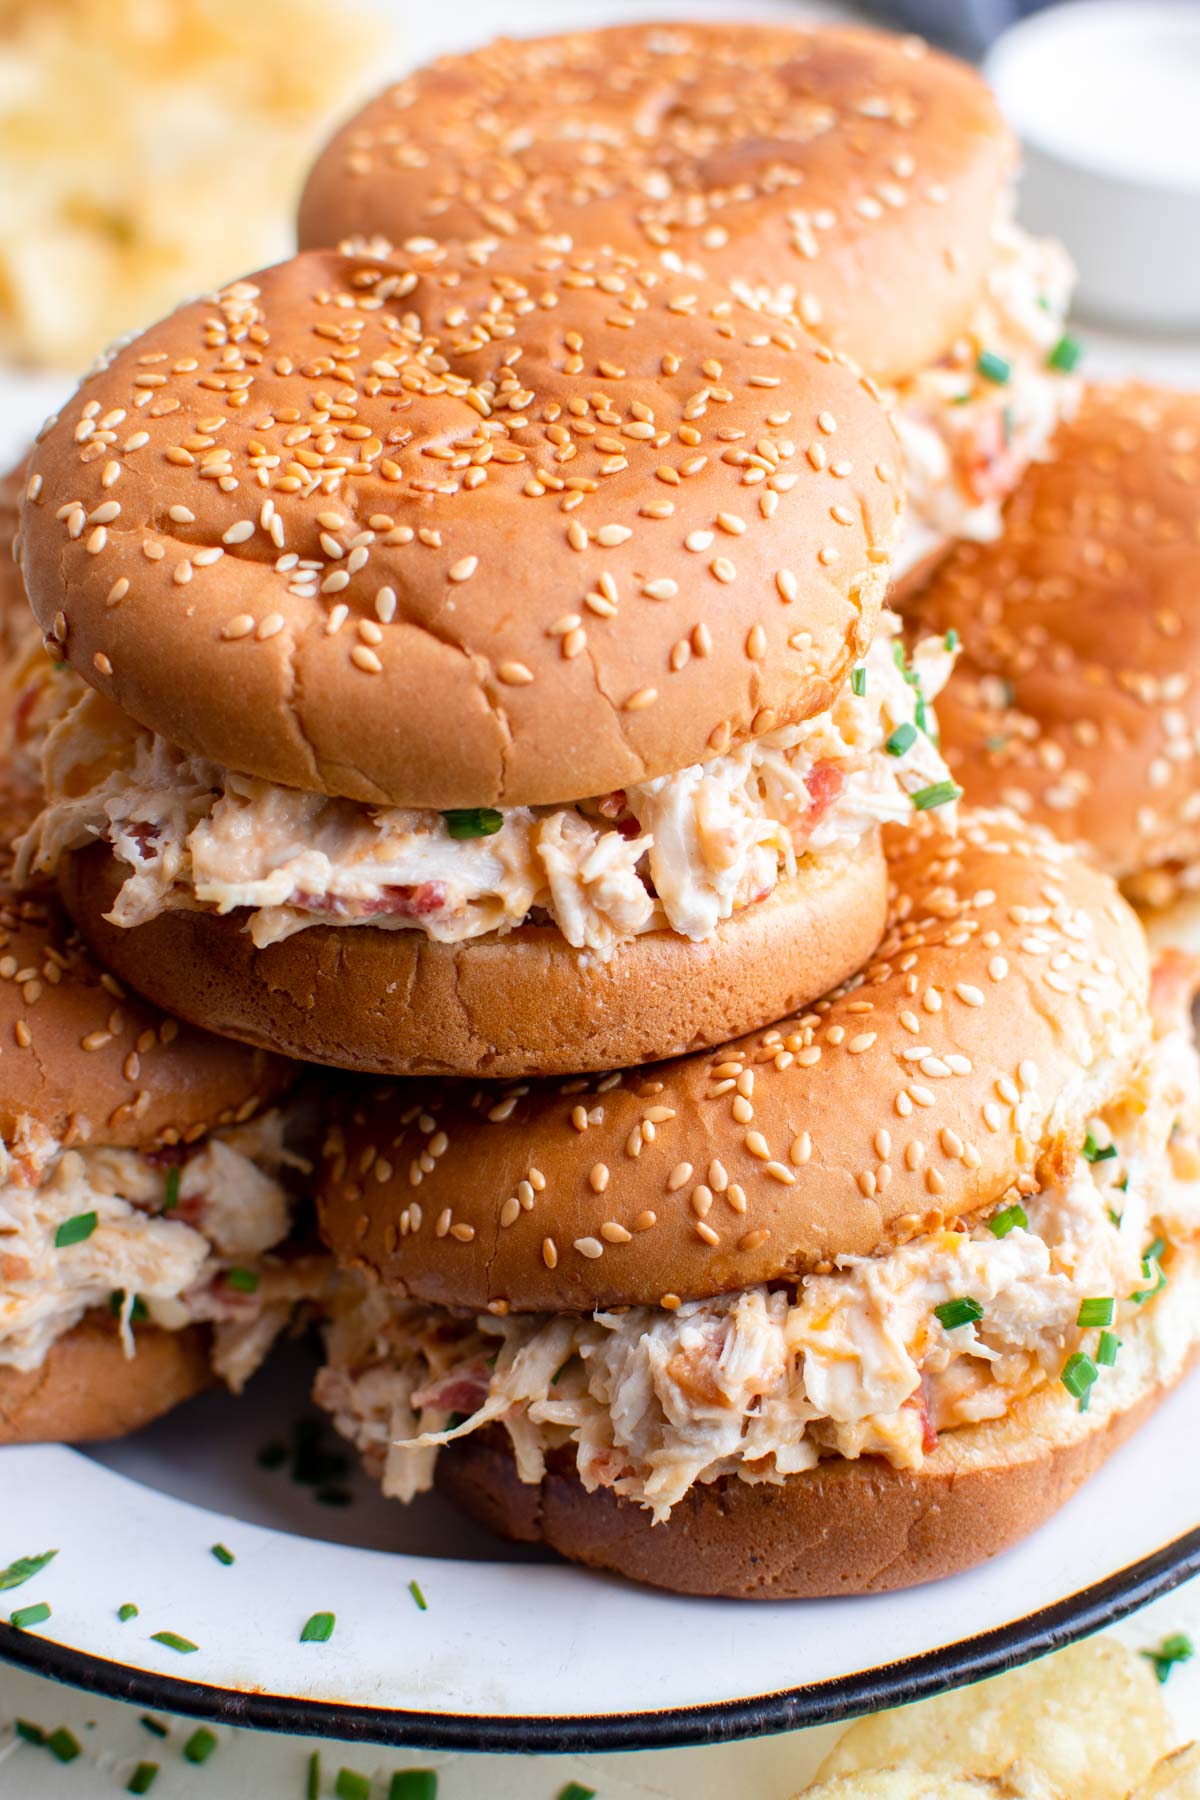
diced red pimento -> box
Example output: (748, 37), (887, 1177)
(791, 762), (844, 845)
(291, 882), (451, 921)
(412, 1361), (491, 1417)
(904, 1382), (939, 1455)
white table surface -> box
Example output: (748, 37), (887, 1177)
(1, 0), (1199, 1789)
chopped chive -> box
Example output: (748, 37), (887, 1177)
(911, 780), (962, 812)
(225, 1266), (260, 1294)
(1107, 1206), (1124, 1228)
(442, 808), (504, 840)
(1061, 1351), (1099, 1405)
(408, 1579), (428, 1612)
(118, 1603), (138, 1622)
(851, 666), (867, 697)
(300, 1611), (335, 1644)
(183, 1727), (218, 1764)
(1142, 1632), (1194, 1684)
(47, 1727), (81, 1763)
(108, 1290), (148, 1322)
(308, 1752), (321, 1800)
(0, 1549), (57, 1592)
(976, 349), (1011, 384)
(1144, 1236), (1167, 1265)
(988, 1203), (1028, 1239)
(150, 1630), (198, 1654)
(943, 628), (959, 652)
(8, 1603), (52, 1640)
(1131, 1257), (1167, 1304)
(1082, 1133), (1117, 1163)
(886, 722), (918, 757)
(127, 1763), (159, 1794)
(390, 1775), (438, 1800)
(558, 1786), (597, 1800)
(934, 1297), (983, 1331)
(15, 1719), (45, 1743)
(139, 1716), (168, 1738)
(162, 1166), (181, 1212)
(1097, 1331), (1121, 1367)
(54, 1211), (97, 1248)
(336, 1772), (371, 1800)
(1047, 334), (1082, 373)
(211, 1544), (235, 1566)
(1077, 1297), (1115, 1328)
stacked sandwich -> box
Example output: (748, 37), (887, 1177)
(3, 18), (1196, 1601)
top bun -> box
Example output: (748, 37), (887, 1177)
(0, 880), (295, 1154)
(318, 807), (1148, 1311)
(1, 461), (30, 655)
(906, 384), (1200, 881)
(298, 23), (1015, 387)
(19, 246), (901, 810)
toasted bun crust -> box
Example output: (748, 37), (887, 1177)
(0, 881), (294, 1151)
(0, 1313), (211, 1444)
(18, 248), (900, 810)
(1, 461), (30, 655)
(437, 1306), (1197, 1598)
(59, 838), (887, 1078)
(318, 808), (1149, 1308)
(298, 24), (1014, 387)
(905, 384), (1200, 882)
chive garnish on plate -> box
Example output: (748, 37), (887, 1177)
(184, 1727), (218, 1763)
(150, 1630), (198, 1654)
(1142, 1632), (1194, 1684)
(335, 1771), (371, 1800)
(54, 1211), (97, 1248)
(10, 1602), (50, 1630)
(934, 1297), (983, 1331)
(408, 1579), (428, 1612)
(988, 1203), (1027, 1239)
(390, 1774), (438, 1800)
(211, 1543), (235, 1566)
(307, 1752), (321, 1800)
(15, 1719), (45, 1743)
(0, 1549), (57, 1591)
(127, 1763), (159, 1794)
(139, 1716), (168, 1738)
(118, 1602), (138, 1622)
(47, 1727), (81, 1763)
(558, 1785), (597, 1800)
(300, 1611), (335, 1644)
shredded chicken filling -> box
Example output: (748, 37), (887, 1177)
(22, 621), (956, 957)
(0, 1108), (319, 1391)
(316, 1038), (1200, 1520)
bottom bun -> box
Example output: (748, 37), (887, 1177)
(0, 1314), (212, 1444)
(59, 838), (888, 1078)
(437, 1306), (1198, 1599)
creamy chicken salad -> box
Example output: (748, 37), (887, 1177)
(21, 619), (958, 959)
(316, 1035), (1200, 1520)
(0, 1108), (322, 1389)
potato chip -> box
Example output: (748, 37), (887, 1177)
(816, 1639), (1174, 1800)
(1134, 1746), (1200, 1799)
(797, 1774), (1011, 1798)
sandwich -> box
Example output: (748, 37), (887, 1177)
(0, 808), (323, 1443)
(297, 22), (1079, 587)
(314, 808), (1200, 1597)
(16, 242), (959, 1077)
(902, 383), (1200, 975)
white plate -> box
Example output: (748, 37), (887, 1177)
(0, 1338), (1196, 1753)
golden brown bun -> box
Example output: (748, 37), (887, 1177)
(59, 837), (887, 1078)
(437, 1324), (1196, 1599)
(298, 24), (1014, 387)
(0, 1313), (211, 1444)
(18, 248), (900, 810)
(318, 807), (1149, 1309)
(0, 460), (30, 656)
(0, 881), (294, 1151)
(905, 384), (1200, 882)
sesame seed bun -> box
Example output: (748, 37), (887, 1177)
(18, 247), (900, 811)
(0, 882), (295, 1153)
(904, 384), (1200, 882)
(58, 836), (888, 1078)
(298, 23), (1014, 389)
(435, 1291), (1197, 1598)
(0, 1312), (211, 1444)
(317, 808), (1149, 1310)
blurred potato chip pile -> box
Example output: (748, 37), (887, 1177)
(0, 0), (381, 369)
(797, 1639), (1200, 1799)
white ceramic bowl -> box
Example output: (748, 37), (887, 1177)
(986, 0), (1200, 331)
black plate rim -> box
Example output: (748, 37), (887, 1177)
(1, 1526), (1197, 1753)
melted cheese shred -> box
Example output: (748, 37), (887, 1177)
(316, 1033), (1200, 1520)
(22, 620), (956, 959)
